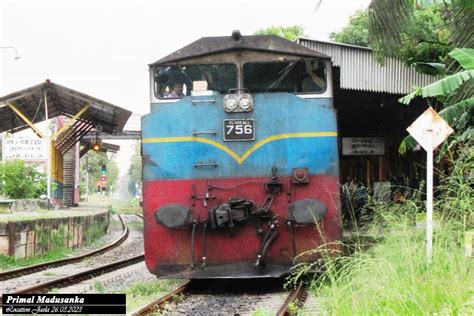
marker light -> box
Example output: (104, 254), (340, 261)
(239, 97), (251, 110)
(225, 98), (238, 111)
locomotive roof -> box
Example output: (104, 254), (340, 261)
(150, 34), (330, 65)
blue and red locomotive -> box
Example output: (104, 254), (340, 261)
(142, 31), (341, 278)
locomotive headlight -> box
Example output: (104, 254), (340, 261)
(223, 90), (253, 113)
(224, 98), (238, 111)
(239, 96), (252, 110)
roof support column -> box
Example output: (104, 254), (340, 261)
(49, 103), (91, 208)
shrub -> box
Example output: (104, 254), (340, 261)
(0, 161), (46, 199)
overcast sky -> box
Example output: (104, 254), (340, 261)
(1, 0), (370, 114)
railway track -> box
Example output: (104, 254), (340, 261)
(5, 254), (144, 296)
(0, 213), (129, 282)
(130, 280), (308, 315)
(0, 213), (145, 304)
(130, 281), (191, 315)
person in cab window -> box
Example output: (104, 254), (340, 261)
(168, 82), (184, 98)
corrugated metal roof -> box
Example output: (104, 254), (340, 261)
(0, 80), (132, 134)
(297, 38), (437, 95)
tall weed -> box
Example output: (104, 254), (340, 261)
(288, 142), (473, 314)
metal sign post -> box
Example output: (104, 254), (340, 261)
(426, 130), (433, 260)
(407, 107), (453, 262)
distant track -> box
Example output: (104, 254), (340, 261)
(0, 213), (129, 282)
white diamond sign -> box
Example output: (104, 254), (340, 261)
(407, 107), (454, 151)
(406, 106), (454, 262)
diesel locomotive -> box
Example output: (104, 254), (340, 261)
(142, 31), (340, 278)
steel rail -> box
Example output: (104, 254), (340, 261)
(0, 213), (129, 281)
(276, 282), (307, 316)
(1, 254), (144, 300)
(129, 281), (191, 316)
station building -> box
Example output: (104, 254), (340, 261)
(298, 38), (436, 191)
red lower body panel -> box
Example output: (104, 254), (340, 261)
(143, 175), (341, 278)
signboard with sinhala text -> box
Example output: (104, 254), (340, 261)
(3, 137), (47, 162)
(342, 137), (385, 155)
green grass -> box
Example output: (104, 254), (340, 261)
(288, 146), (473, 315)
(250, 310), (273, 316)
(94, 280), (107, 293)
(0, 248), (74, 271)
(122, 279), (183, 313)
(108, 198), (142, 215)
(84, 194), (142, 215)
(81, 194), (142, 219)
(311, 214), (472, 314)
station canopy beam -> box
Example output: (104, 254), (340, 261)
(0, 80), (132, 153)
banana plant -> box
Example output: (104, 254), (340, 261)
(398, 48), (474, 155)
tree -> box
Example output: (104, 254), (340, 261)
(81, 151), (119, 194)
(127, 142), (142, 197)
(398, 48), (474, 155)
(330, 4), (451, 73)
(329, 9), (370, 47)
(368, 0), (473, 70)
(255, 25), (307, 41)
(367, 0), (473, 154)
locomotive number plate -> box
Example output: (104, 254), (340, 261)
(223, 119), (255, 141)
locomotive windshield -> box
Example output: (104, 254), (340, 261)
(154, 64), (237, 99)
(243, 59), (327, 94)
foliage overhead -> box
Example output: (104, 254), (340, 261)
(365, 0), (473, 154)
(332, 3), (451, 74)
(400, 49), (474, 103)
(329, 9), (369, 47)
(398, 47), (474, 155)
(368, 0), (473, 65)
(254, 25), (307, 41)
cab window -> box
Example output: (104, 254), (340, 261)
(243, 60), (327, 94)
(154, 64), (237, 99)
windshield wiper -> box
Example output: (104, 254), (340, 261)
(264, 60), (299, 93)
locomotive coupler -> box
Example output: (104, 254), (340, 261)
(208, 198), (255, 230)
